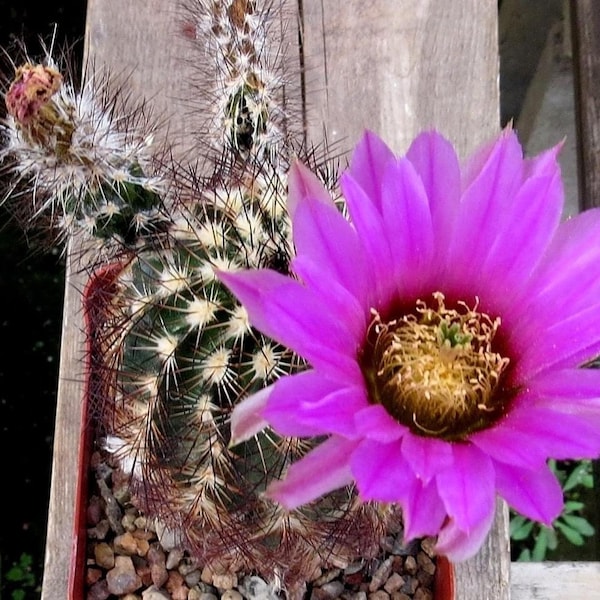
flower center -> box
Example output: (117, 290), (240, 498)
(360, 292), (510, 441)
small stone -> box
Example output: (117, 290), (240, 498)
(94, 542), (115, 569)
(368, 558), (393, 592)
(390, 594), (410, 600)
(183, 568), (202, 587)
(196, 594), (218, 600)
(400, 577), (419, 596)
(403, 557), (417, 576)
(122, 511), (138, 532)
(344, 592), (367, 600)
(88, 519), (111, 541)
(122, 594), (141, 600)
(87, 494), (104, 526)
(87, 578), (111, 600)
(416, 552), (435, 576)
(166, 569), (189, 600)
(141, 585), (171, 600)
(419, 538), (436, 558)
(413, 588), (433, 600)
(200, 565), (215, 585)
(383, 573), (405, 594)
(106, 556), (143, 595)
(367, 591), (389, 600)
(314, 568), (341, 586)
(86, 567), (104, 586)
(314, 581), (344, 599)
(213, 572), (238, 590)
(166, 548), (184, 570)
(146, 546), (168, 588)
(114, 532), (140, 556)
(240, 575), (271, 600)
(222, 590), (243, 600)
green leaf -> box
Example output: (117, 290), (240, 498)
(562, 514), (595, 536)
(510, 518), (534, 541)
(563, 461), (592, 492)
(563, 500), (585, 513)
(555, 522), (585, 546)
(532, 529), (549, 561)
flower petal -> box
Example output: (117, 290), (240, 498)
(229, 385), (271, 445)
(351, 438), (415, 502)
(400, 432), (454, 485)
(435, 507), (496, 562)
(354, 404), (407, 443)
(292, 189), (369, 305)
(339, 171), (395, 305)
(218, 269), (362, 382)
(348, 129), (396, 212)
(402, 479), (448, 541)
(264, 370), (367, 437)
(501, 404), (600, 460)
(435, 444), (496, 532)
(494, 460), (563, 524)
(380, 158), (435, 295)
(265, 437), (356, 509)
(286, 159), (333, 220)
(405, 130), (461, 256)
(444, 130), (524, 290)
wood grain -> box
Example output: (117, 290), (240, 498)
(571, 0), (600, 210)
(512, 562), (600, 599)
(41, 2), (511, 599)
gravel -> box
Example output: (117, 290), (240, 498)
(83, 451), (439, 600)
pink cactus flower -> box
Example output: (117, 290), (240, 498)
(219, 128), (600, 561)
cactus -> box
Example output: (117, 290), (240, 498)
(0, 44), (171, 250)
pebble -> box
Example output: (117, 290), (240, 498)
(141, 585), (171, 600)
(84, 453), (441, 600)
(106, 556), (143, 595)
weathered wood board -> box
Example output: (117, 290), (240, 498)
(41, 2), (511, 599)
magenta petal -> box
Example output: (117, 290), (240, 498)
(265, 437), (356, 509)
(218, 269), (362, 382)
(400, 432), (454, 485)
(512, 208), (600, 326)
(435, 444), (495, 532)
(502, 405), (600, 460)
(529, 368), (600, 400)
(380, 158), (435, 294)
(229, 386), (271, 444)
(286, 159), (333, 220)
(348, 129), (396, 211)
(402, 480), (447, 541)
(406, 130), (461, 256)
(435, 507), (496, 562)
(514, 301), (600, 381)
(478, 172), (562, 307)
(292, 192), (369, 305)
(494, 460), (563, 524)
(291, 255), (367, 341)
(354, 404), (407, 442)
(351, 438), (415, 502)
(445, 130), (524, 288)
(339, 172), (395, 304)
(469, 421), (548, 469)
(265, 370), (367, 438)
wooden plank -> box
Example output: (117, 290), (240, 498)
(42, 2), (508, 599)
(571, 0), (600, 210)
(512, 562), (600, 599)
(40, 244), (88, 600)
(301, 0), (500, 156)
